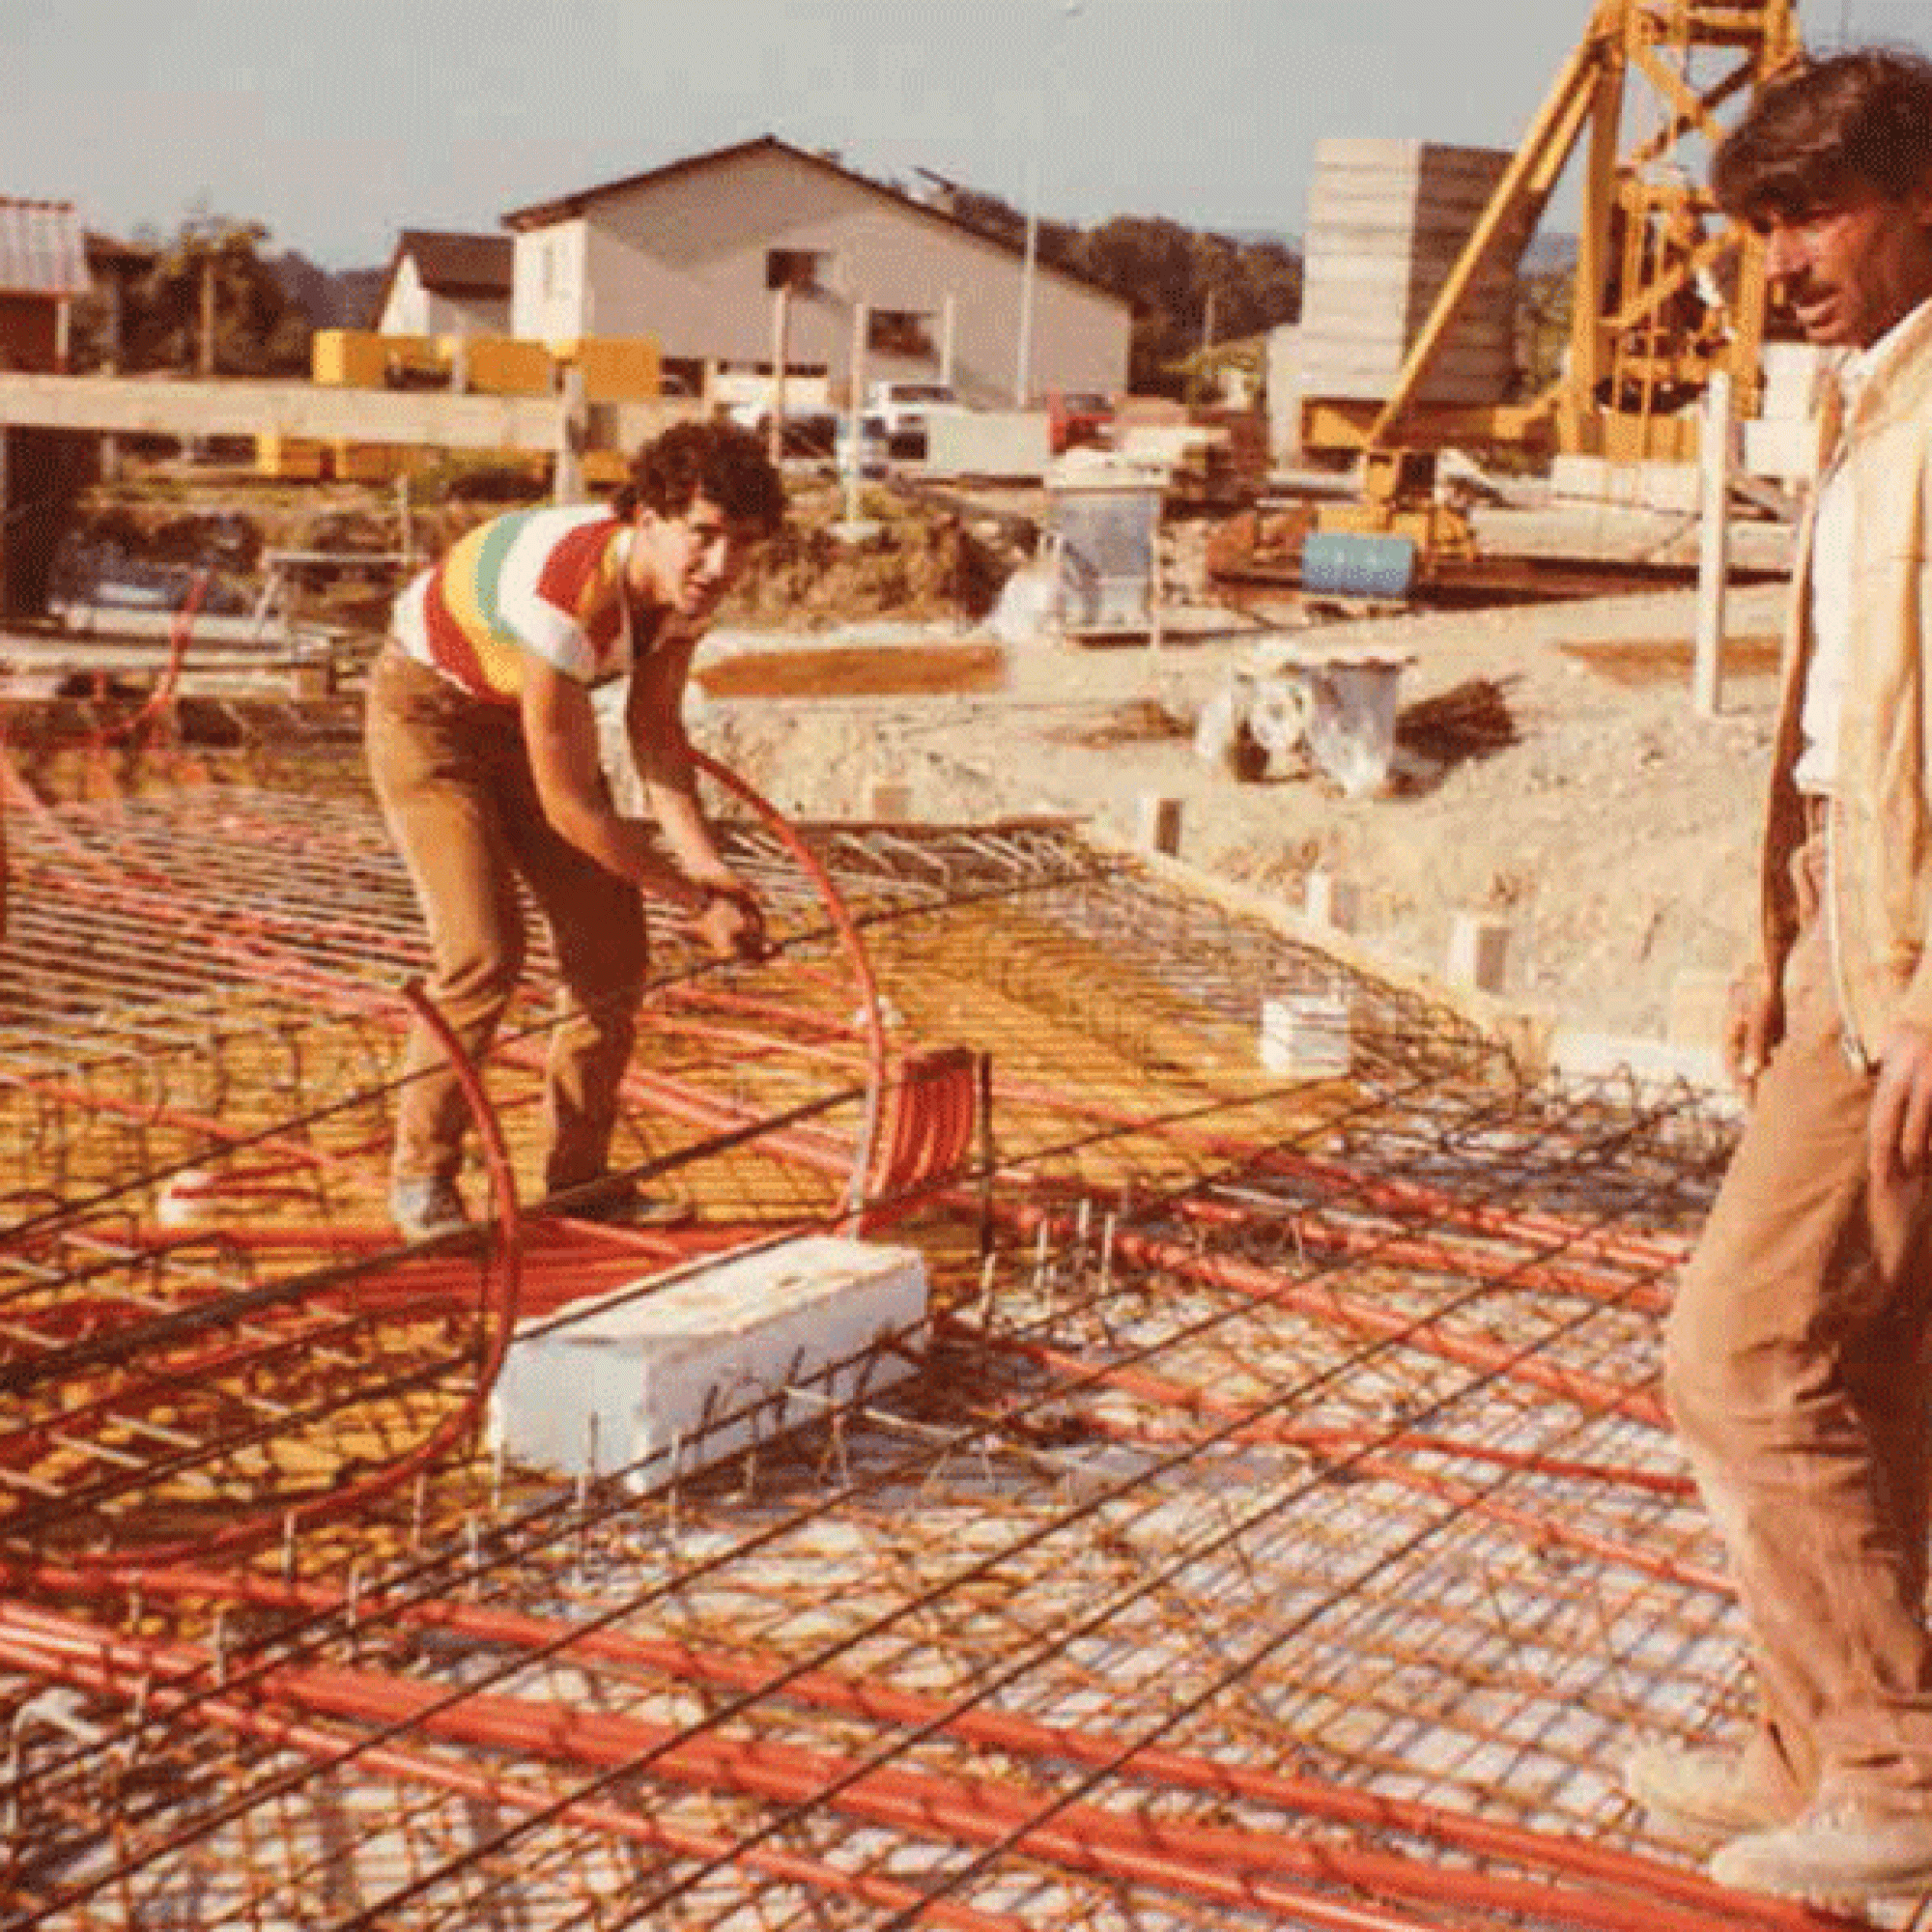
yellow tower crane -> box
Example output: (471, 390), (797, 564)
(1296, 0), (1800, 577)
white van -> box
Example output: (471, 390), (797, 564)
(867, 381), (964, 455)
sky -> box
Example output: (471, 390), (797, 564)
(7, 0), (1932, 272)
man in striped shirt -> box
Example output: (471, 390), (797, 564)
(365, 419), (786, 1240)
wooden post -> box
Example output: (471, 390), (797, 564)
(842, 302), (869, 531)
(199, 253), (217, 378)
(554, 364), (586, 504)
(1446, 913), (1511, 993)
(1136, 794), (1182, 856)
(768, 281), (791, 468)
(1694, 369), (1733, 718)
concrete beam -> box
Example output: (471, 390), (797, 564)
(0, 372), (698, 454)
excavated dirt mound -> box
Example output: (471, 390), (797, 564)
(60, 468), (1019, 639)
(717, 482), (1016, 632)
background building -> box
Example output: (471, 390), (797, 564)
(372, 229), (514, 338)
(501, 135), (1130, 408)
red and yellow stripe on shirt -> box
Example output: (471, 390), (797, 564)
(391, 504), (635, 701)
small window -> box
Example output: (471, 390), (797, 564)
(867, 309), (936, 357)
(766, 249), (826, 292)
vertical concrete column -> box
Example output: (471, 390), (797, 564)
(1694, 369), (1733, 719)
(768, 281), (792, 469)
(1446, 912), (1511, 993)
(554, 364), (586, 504)
(1304, 869), (1361, 932)
(1136, 793), (1182, 857)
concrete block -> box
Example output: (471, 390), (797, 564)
(489, 1235), (927, 1491)
(1304, 870), (1361, 932)
(1260, 992), (1352, 1077)
(1446, 912), (1511, 993)
(1137, 793), (1182, 856)
(1300, 137), (1516, 413)
(1549, 454), (1701, 514)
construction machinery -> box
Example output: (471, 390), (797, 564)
(1249, 0), (1801, 597)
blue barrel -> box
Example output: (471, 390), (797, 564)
(1299, 530), (1418, 601)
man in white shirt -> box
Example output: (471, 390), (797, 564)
(1622, 48), (1932, 1904)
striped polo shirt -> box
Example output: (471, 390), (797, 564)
(391, 503), (637, 702)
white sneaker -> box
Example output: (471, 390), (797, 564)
(390, 1175), (469, 1241)
(1711, 1798), (1932, 1904)
(1622, 1739), (1804, 1841)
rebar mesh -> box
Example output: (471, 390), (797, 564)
(0, 744), (1908, 1932)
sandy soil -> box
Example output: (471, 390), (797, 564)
(54, 467), (1798, 1049)
(691, 549), (1794, 1049)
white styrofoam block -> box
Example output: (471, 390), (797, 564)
(1260, 993), (1353, 1077)
(489, 1235), (927, 1491)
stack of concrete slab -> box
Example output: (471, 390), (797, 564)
(1742, 339), (1829, 485)
(1298, 139), (1517, 407)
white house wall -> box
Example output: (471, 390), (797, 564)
(513, 222), (590, 343)
(379, 258), (511, 338)
(377, 259), (430, 335)
(510, 148), (1127, 406)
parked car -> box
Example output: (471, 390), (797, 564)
(722, 400), (838, 457)
(835, 413), (891, 477)
(1049, 390), (1116, 453)
(866, 380), (964, 457)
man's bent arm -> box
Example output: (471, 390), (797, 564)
(625, 635), (742, 889)
(520, 662), (710, 912)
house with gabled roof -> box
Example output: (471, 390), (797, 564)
(372, 229), (513, 338)
(500, 135), (1129, 408)
(0, 196), (91, 372)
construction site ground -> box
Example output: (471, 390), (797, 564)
(42, 463), (1795, 1055)
(18, 463), (1918, 1932)
(698, 544), (1790, 1058)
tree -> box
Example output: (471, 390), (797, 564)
(126, 209), (311, 377)
(1069, 216), (1302, 395)
(947, 191), (1303, 397)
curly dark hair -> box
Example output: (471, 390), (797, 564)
(611, 418), (786, 533)
(1714, 46), (1932, 223)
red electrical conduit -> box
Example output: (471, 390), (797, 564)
(12, 981), (525, 1577)
(1179, 1190), (1670, 1319)
(688, 749), (895, 1217)
(992, 1198), (1668, 1429)
(963, 1328), (1722, 1597)
(0, 755), (402, 1016)
(0, 1607), (1026, 1932)
(2, 739), (909, 1231)
(62, 567), (210, 756)
(27, 1556), (1807, 1928)
(980, 1072), (1690, 1313)
(0, 1604), (1861, 1932)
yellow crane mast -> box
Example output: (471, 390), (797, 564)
(1302, 0), (1801, 559)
